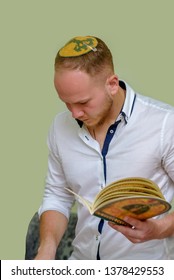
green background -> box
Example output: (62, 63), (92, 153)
(0, 0), (174, 259)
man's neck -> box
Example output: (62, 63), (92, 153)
(88, 86), (126, 149)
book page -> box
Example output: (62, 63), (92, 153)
(65, 187), (94, 214)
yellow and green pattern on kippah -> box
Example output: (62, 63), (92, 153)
(59, 36), (98, 57)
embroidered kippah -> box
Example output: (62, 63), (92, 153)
(59, 36), (98, 57)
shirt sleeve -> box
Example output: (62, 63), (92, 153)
(161, 111), (174, 182)
(38, 117), (75, 219)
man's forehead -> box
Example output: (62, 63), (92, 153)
(54, 68), (91, 84)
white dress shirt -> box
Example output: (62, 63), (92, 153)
(39, 81), (174, 259)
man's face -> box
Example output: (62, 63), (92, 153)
(54, 69), (114, 128)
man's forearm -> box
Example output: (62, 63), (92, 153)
(35, 210), (68, 260)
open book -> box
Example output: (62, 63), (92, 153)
(65, 177), (171, 226)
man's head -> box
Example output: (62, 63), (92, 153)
(54, 36), (121, 128)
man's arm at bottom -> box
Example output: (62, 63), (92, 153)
(34, 210), (68, 260)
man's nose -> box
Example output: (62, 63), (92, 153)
(71, 108), (84, 119)
(67, 104), (84, 119)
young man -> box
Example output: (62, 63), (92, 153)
(36, 36), (174, 259)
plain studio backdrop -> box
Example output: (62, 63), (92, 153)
(0, 0), (174, 259)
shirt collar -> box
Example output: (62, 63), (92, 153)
(119, 80), (136, 124)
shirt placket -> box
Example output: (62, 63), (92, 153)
(96, 119), (122, 259)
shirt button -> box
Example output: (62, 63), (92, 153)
(110, 129), (114, 133)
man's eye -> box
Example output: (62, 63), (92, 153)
(80, 101), (88, 105)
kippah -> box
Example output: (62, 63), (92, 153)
(59, 36), (98, 57)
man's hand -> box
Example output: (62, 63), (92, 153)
(108, 216), (164, 243)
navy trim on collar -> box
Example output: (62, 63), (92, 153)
(119, 80), (126, 90)
(76, 118), (83, 127)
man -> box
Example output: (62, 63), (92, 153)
(36, 36), (174, 259)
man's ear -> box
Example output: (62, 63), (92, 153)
(105, 75), (119, 96)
